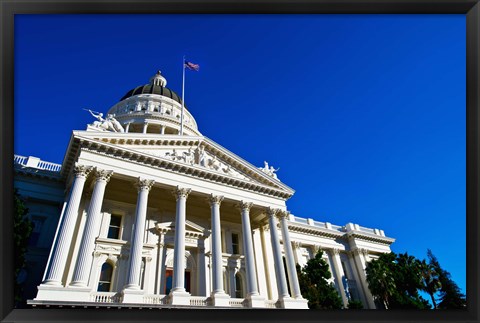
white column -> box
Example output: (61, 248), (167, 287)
(236, 201), (259, 295)
(266, 208), (289, 300)
(160, 125), (165, 134)
(124, 123), (130, 133)
(124, 178), (154, 290)
(197, 240), (207, 296)
(170, 187), (191, 297)
(352, 248), (376, 309)
(278, 211), (302, 299)
(208, 194), (230, 306)
(329, 248), (348, 308)
(237, 201), (265, 307)
(208, 194), (225, 295)
(70, 168), (113, 287)
(42, 164), (92, 285)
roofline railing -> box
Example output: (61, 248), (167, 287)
(14, 154), (62, 172)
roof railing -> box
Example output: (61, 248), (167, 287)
(14, 154), (62, 172)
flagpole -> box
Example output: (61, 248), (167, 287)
(180, 55), (185, 136)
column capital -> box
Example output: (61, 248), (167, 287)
(266, 207), (280, 217)
(352, 247), (368, 256)
(73, 164), (92, 178)
(311, 245), (321, 255)
(135, 178), (155, 192)
(172, 186), (191, 200)
(235, 201), (253, 212)
(292, 241), (302, 249)
(207, 194), (224, 207)
(331, 248), (341, 256)
(277, 210), (290, 220)
(93, 168), (114, 183)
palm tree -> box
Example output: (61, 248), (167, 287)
(365, 252), (397, 309)
(419, 259), (441, 309)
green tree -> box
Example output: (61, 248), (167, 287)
(366, 252), (430, 309)
(419, 259), (441, 309)
(365, 252), (397, 308)
(296, 250), (343, 309)
(13, 189), (33, 306)
(427, 250), (466, 309)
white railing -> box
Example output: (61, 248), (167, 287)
(358, 226), (376, 234)
(313, 220), (325, 228)
(14, 155), (28, 165)
(189, 296), (210, 306)
(294, 217), (308, 225)
(14, 154), (62, 172)
(90, 292), (122, 303)
(229, 298), (245, 308)
(143, 295), (168, 305)
(264, 300), (278, 308)
(331, 224), (345, 232)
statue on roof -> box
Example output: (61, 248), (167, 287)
(259, 161), (279, 179)
(85, 109), (124, 132)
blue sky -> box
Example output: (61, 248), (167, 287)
(14, 14), (466, 294)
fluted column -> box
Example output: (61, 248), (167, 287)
(266, 207), (289, 299)
(43, 164), (92, 285)
(236, 201), (259, 296)
(71, 168), (113, 287)
(124, 178), (154, 290)
(329, 248), (348, 307)
(352, 248), (376, 309)
(171, 186), (191, 293)
(278, 211), (302, 299)
(208, 194), (226, 295)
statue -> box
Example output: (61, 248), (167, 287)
(85, 109), (124, 132)
(259, 160), (279, 179)
(195, 144), (207, 167)
(183, 148), (194, 165)
(209, 156), (220, 171)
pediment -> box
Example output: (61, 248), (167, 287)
(65, 131), (294, 199)
(156, 219), (208, 235)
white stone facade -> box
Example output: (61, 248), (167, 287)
(19, 71), (394, 309)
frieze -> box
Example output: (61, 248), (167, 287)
(80, 146), (292, 198)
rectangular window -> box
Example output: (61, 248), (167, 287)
(107, 214), (122, 239)
(28, 216), (45, 247)
(231, 233), (239, 254)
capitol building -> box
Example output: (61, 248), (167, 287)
(16, 70), (395, 309)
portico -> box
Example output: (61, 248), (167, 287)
(29, 71), (393, 309)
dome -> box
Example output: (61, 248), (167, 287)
(103, 70), (201, 137)
(119, 70), (183, 105)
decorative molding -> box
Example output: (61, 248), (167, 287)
(311, 245), (321, 254)
(277, 210), (290, 220)
(63, 135), (295, 200)
(207, 194), (224, 207)
(292, 241), (301, 249)
(135, 177), (155, 192)
(94, 168), (114, 183)
(73, 164), (92, 178)
(172, 186), (191, 200)
(235, 201), (253, 212)
(266, 207), (279, 218)
(331, 248), (341, 256)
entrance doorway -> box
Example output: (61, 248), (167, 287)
(164, 269), (191, 294)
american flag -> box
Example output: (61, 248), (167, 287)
(184, 61), (200, 71)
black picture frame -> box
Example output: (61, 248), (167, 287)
(1, 1), (478, 323)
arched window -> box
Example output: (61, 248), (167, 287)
(97, 262), (114, 292)
(235, 273), (244, 298)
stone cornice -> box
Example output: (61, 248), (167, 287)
(287, 221), (345, 239)
(62, 133), (294, 199)
(14, 165), (64, 182)
(346, 231), (396, 244)
(288, 221), (395, 245)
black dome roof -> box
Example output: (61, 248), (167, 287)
(120, 84), (183, 104)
